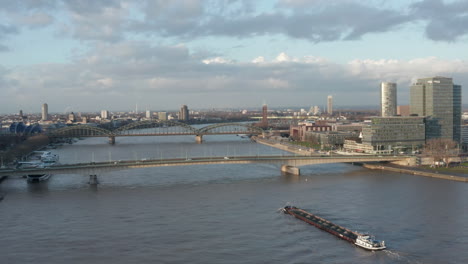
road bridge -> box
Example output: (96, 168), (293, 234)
(46, 121), (266, 144)
(0, 155), (409, 183)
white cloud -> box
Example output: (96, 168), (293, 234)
(2, 42), (467, 113)
(202, 57), (232, 64)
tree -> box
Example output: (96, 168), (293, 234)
(423, 138), (458, 168)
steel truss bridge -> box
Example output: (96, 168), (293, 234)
(46, 121), (265, 144)
(0, 155), (408, 180)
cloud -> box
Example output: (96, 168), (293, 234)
(12, 12), (54, 28)
(2, 40), (467, 113)
(128, 0), (411, 42)
(0, 0), (468, 45)
(411, 0), (468, 41)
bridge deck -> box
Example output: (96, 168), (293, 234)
(0, 155), (408, 176)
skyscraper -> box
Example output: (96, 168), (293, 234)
(381, 82), (397, 117)
(261, 104), (268, 127)
(101, 110), (109, 120)
(410, 76), (462, 142)
(41, 103), (48, 121)
(327, 95), (333, 115)
(179, 105), (189, 121)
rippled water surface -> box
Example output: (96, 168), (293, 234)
(1, 134), (467, 263)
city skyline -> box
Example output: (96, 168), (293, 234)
(1, 0), (468, 113)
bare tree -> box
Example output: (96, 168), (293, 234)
(423, 138), (458, 167)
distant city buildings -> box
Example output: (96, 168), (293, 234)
(410, 76), (462, 143)
(380, 82), (397, 117)
(179, 105), (189, 121)
(101, 110), (109, 120)
(146, 110), (152, 119)
(313, 106), (321, 115)
(68, 112), (76, 123)
(41, 103), (48, 121)
(327, 95), (333, 115)
(158, 112), (168, 121)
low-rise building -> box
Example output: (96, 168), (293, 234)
(344, 116), (425, 154)
(290, 121), (332, 141)
(304, 131), (358, 148)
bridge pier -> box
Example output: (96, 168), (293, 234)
(281, 165), (300, 176)
(88, 175), (99, 185)
(108, 136), (115, 145)
(195, 135), (203, 144)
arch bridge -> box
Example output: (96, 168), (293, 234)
(47, 121), (265, 144)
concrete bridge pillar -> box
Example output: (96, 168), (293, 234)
(88, 175), (99, 185)
(109, 136), (115, 145)
(281, 165), (300, 176)
(195, 135), (203, 144)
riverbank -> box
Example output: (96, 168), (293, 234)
(253, 136), (316, 155)
(254, 136), (467, 182)
(363, 163), (468, 182)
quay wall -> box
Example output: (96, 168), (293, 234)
(363, 163), (468, 182)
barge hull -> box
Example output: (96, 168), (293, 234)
(284, 207), (358, 244)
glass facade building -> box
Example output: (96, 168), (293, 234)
(361, 117), (426, 153)
(410, 77), (462, 143)
(381, 82), (397, 117)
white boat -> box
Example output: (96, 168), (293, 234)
(354, 235), (386, 250)
(26, 174), (51, 182)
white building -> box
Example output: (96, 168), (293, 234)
(381, 82), (397, 117)
(327, 95), (333, 115)
(101, 110), (109, 120)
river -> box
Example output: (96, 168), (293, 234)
(1, 134), (467, 263)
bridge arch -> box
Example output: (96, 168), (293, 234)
(48, 125), (112, 137)
(198, 123), (264, 135)
(113, 120), (199, 135)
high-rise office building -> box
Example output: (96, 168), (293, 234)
(179, 105), (189, 121)
(41, 103), (48, 121)
(261, 104), (268, 127)
(327, 95), (333, 115)
(410, 76), (462, 142)
(101, 110), (109, 120)
(146, 110), (152, 119)
(381, 82), (397, 117)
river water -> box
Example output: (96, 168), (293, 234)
(1, 134), (467, 264)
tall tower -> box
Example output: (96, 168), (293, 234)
(41, 103), (48, 121)
(101, 110), (109, 120)
(262, 104), (268, 128)
(381, 82), (397, 117)
(327, 95), (333, 115)
(410, 76), (462, 142)
(179, 105), (189, 121)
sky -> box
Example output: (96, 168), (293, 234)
(1, 0), (468, 114)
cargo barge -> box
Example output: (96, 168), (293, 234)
(283, 206), (386, 250)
